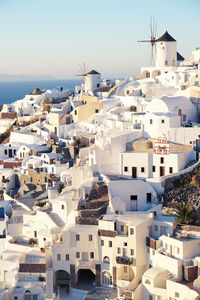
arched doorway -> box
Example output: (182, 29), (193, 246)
(77, 269), (95, 290)
(55, 270), (70, 287)
(102, 271), (112, 286)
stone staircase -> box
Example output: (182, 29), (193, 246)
(47, 212), (64, 227)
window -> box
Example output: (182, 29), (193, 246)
(149, 295), (153, 300)
(89, 234), (92, 241)
(124, 266), (127, 273)
(169, 167), (173, 173)
(14, 149), (16, 155)
(76, 234), (80, 241)
(14, 297), (18, 300)
(30, 177), (33, 183)
(5, 150), (7, 155)
(57, 254), (61, 261)
(109, 241), (112, 247)
(160, 157), (164, 164)
(146, 193), (152, 203)
(45, 177), (47, 183)
(117, 247), (121, 254)
(177, 247), (180, 254)
(124, 242), (127, 247)
(141, 167), (145, 172)
(190, 141), (192, 144)
(66, 254), (69, 260)
(150, 119), (153, 124)
(121, 225), (124, 232)
(175, 292), (179, 298)
(130, 228), (134, 235)
(152, 166), (155, 172)
(147, 247), (150, 253)
(61, 205), (65, 210)
(130, 249), (134, 256)
(76, 252), (80, 258)
(101, 240), (104, 246)
(165, 243), (168, 250)
(165, 60), (168, 66)
(161, 119), (165, 124)
(124, 166), (128, 172)
(154, 225), (158, 231)
(75, 110), (77, 115)
(90, 252), (94, 259)
(43, 237), (46, 241)
(95, 109), (99, 113)
(130, 195), (137, 201)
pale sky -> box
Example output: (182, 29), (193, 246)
(0, 0), (199, 79)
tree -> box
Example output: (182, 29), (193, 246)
(173, 202), (197, 225)
(57, 182), (64, 194)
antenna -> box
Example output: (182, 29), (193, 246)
(75, 62), (88, 83)
(138, 17), (157, 65)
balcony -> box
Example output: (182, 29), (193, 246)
(116, 256), (134, 265)
(146, 237), (158, 250)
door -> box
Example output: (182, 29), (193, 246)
(8, 149), (12, 157)
(160, 166), (165, 177)
(132, 167), (137, 178)
(130, 200), (137, 211)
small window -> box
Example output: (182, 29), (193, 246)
(95, 109), (99, 113)
(109, 241), (112, 247)
(43, 237), (46, 241)
(61, 205), (65, 210)
(124, 266), (127, 273)
(130, 195), (137, 201)
(90, 252), (94, 259)
(76, 234), (80, 241)
(175, 292), (179, 298)
(141, 167), (145, 172)
(169, 167), (173, 173)
(161, 119), (165, 124)
(121, 225), (124, 232)
(150, 119), (153, 124)
(14, 149), (16, 155)
(45, 177), (47, 183)
(57, 254), (61, 261)
(5, 150), (7, 155)
(190, 141), (192, 144)
(66, 254), (69, 260)
(160, 157), (164, 164)
(101, 240), (104, 246)
(117, 247), (121, 254)
(30, 177), (33, 183)
(76, 252), (80, 258)
(124, 242), (127, 247)
(124, 166), (128, 172)
(75, 110), (77, 115)
(89, 234), (92, 241)
(177, 247), (180, 254)
(130, 228), (134, 235)
(146, 193), (152, 203)
(152, 166), (155, 172)
(130, 249), (134, 256)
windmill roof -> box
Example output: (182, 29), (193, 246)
(156, 31), (176, 42)
(177, 52), (185, 61)
(87, 70), (101, 75)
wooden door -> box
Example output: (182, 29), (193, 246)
(132, 167), (137, 178)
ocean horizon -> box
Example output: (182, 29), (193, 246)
(0, 79), (80, 105)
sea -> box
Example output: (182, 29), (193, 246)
(0, 79), (80, 105)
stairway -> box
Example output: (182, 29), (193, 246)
(47, 212), (64, 227)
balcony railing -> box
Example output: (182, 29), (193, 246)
(116, 256), (134, 265)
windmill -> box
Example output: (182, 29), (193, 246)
(75, 62), (88, 83)
(138, 17), (157, 65)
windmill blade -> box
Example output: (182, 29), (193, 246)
(138, 40), (151, 42)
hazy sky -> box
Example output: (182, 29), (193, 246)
(0, 0), (199, 79)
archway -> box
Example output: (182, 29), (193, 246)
(102, 271), (112, 286)
(55, 270), (70, 287)
(77, 269), (95, 290)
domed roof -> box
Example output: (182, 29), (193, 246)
(156, 31), (176, 42)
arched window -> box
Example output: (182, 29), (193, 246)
(145, 279), (151, 284)
(103, 256), (110, 263)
